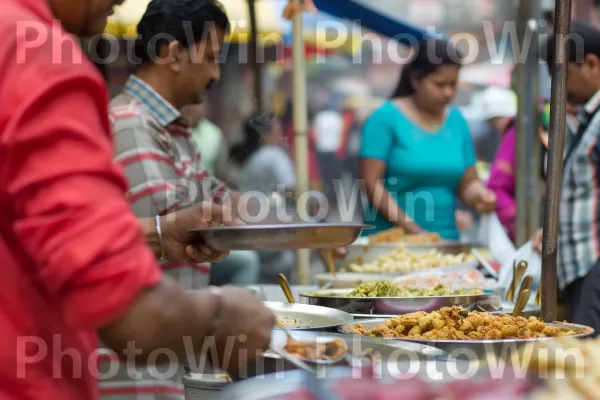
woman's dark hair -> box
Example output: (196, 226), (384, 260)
(391, 39), (463, 98)
(230, 113), (273, 166)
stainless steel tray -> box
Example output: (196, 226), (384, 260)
(300, 289), (494, 316)
(246, 329), (445, 380)
(337, 318), (595, 358)
(265, 301), (354, 330)
(187, 329), (445, 381)
(188, 223), (372, 251)
(316, 261), (478, 289)
(333, 242), (477, 277)
(352, 237), (472, 249)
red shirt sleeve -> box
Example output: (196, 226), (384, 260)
(2, 33), (162, 330)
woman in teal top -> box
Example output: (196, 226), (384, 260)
(360, 39), (497, 240)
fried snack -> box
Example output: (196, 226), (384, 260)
(345, 281), (482, 298)
(347, 307), (583, 340)
(369, 228), (442, 244)
(345, 247), (475, 274)
(284, 338), (348, 361)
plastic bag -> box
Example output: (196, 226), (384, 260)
(392, 263), (488, 290)
(498, 241), (541, 302)
(476, 213), (516, 266)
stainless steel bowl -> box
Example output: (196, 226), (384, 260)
(300, 289), (494, 316)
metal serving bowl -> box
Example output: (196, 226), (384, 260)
(300, 289), (494, 317)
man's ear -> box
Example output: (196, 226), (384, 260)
(584, 53), (600, 74)
(165, 41), (183, 72)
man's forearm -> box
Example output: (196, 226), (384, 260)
(99, 277), (220, 362)
(139, 218), (161, 258)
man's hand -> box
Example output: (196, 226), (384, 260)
(205, 287), (275, 376)
(161, 202), (238, 263)
(531, 229), (543, 253)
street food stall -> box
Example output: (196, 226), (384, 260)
(178, 0), (594, 397)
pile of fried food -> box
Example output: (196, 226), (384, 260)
(348, 306), (583, 340)
(522, 336), (600, 399)
(284, 338), (348, 361)
(345, 247), (475, 274)
(345, 281), (482, 298)
(369, 228), (442, 244)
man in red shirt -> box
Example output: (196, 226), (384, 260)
(0, 0), (275, 399)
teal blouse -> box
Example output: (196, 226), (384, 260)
(359, 101), (476, 240)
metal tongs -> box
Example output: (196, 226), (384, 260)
(506, 260), (528, 302)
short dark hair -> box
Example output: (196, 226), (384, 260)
(135, 0), (230, 63)
(541, 20), (600, 66)
(391, 38), (463, 98)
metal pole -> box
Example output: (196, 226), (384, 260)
(526, 18), (541, 239)
(515, 0), (540, 246)
(247, 0), (263, 112)
(292, 0), (311, 284)
(541, 0), (572, 322)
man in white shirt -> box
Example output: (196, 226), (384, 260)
(313, 108), (344, 200)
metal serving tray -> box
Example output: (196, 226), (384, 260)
(337, 318), (595, 359)
(265, 301), (354, 330)
(189, 223), (372, 251)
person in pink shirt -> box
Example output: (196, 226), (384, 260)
(487, 123), (518, 241)
(487, 101), (579, 243)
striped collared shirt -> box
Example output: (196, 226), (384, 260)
(101, 75), (230, 399)
(110, 75), (229, 287)
(558, 91), (600, 289)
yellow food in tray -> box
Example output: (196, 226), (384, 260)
(344, 247), (475, 274)
(369, 228), (442, 244)
(345, 281), (482, 298)
(347, 306), (583, 340)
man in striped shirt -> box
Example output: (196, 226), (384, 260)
(534, 21), (600, 331)
(111, 0), (233, 290)
(107, 0), (264, 397)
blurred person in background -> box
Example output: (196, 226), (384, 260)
(359, 39), (496, 240)
(488, 99), (579, 243)
(479, 86), (516, 138)
(182, 103), (237, 187)
(313, 105), (345, 201)
(181, 104), (260, 287)
(0, 0), (275, 398)
(231, 113), (297, 282)
(339, 97), (362, 179)
(470, 86), (516, 163)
